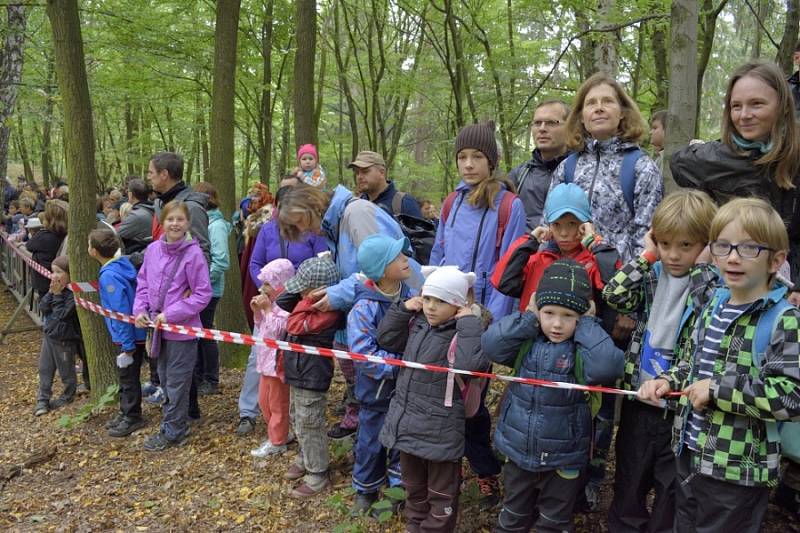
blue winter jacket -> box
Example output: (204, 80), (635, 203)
(208, 208), (232, 298)
(348, 279), (415, 411)
(429, 181), (526, 321)
(324, 185), (424, 344)
(98, 256), (147, 352)
(483, 311), (624, 472)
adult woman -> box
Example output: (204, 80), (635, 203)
(551, 72), (662, 263)
(239, 182), (277, 328)
(26, 200), (68, 298)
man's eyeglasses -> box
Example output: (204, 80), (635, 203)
(532, 120), (562, 129)
(709, 241), (774, 258)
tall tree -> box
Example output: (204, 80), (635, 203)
(776, 0), (800, 74)
(293, 0), (317, 146)
(46, 0), (117, 398)
(0, 4), (27, 191)
(209, 0), (247, 364)
(594, 0), (618, 75)
(663, 0), (698, 194)
(695, 0), (729, 136)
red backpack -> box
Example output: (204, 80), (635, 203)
(440, 189), (516, 259)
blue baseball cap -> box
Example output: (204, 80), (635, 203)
(544, 183), (592, 224)
(357, 234), (410, 282)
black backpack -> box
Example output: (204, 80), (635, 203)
(387, 192), (436, 265)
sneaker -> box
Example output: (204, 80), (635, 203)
(34, 402), (49, 416)
(144, 387), (164, 404)
(198, 382), (220, 396)
(290, 477), (331, 498)
(284, 463), (306, 481)
(76, 383), (89, 394)
(584, 483), (600, 512)
(105, 412), (125, 429)
(350, 492), (378, 517)
(143, 432), (187, 452)
(250, 440), (288, 458)
(327, 424), (356, 440)
(108, 417), (147, 438)
(49, 396), (74, 410)
(477, 475), (501, 510)
(235, 417), (256, 436)
(141, 381), (158, 396)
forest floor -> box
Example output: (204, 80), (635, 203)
(0, 286), (797, 532)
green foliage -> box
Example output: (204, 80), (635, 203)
(331, 434), (354, 462)
(56, 384), (119, 429)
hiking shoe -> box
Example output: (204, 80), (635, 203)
(108, 417), (147, 438)
(76, 383), (89, 394)
(198, 382), (220, 396)
(477, 475), (501, 510)
(236, 417), (256, 436)
(49, 396), (74, 410)
(327, 424), (356, 440)
(105, 412), (125, 429)
(290, 477), (331, 498)
(250, 440), (288, 458)
(144, 387), (164, 404)
(284, 463), (306, 481)
(143, 432), (187, 452)
(141, 381), (158, 396)
(34, 402), (49, 416)
(350, 492), (378, 517)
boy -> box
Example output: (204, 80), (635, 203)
(348, 235), (415, 516)
(276, 256), (345, 498)
(604, 189), (718, 532)
(88, 229), (148, 437)
(639, 197), (800, 532)
(34, 256), (81, 416)
(484, 259), (624, 532)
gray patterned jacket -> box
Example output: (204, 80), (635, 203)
(549, 137), (662, 262)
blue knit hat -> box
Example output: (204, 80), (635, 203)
(357, 234), (410, 281)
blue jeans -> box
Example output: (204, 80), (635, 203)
(237, 344), (261, 419)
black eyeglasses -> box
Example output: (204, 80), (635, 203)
(532, 120), (561, 129)
(709, 241), (774, 259)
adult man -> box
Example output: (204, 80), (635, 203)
(508, 100), (570, 230)
(117, 178), (154, 255)
(350, 151), (422, 219)
(789, 41), (800, 117)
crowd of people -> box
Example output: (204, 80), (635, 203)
(1, 57), (800, 532)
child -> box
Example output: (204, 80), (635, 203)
(348, 235), (414, 515)
(250, 258), (296, 458)
(34, 256), (82, 416)
(638, 197), (800, 532)
(484, 259), (624, 532)
(276, 256), (344, 498)
(4, 200), (21, 233)
(377, 266), (488, 532)
(604, 189), (717, 532)
(295, 144), (327, 188)
(133, 200), (212, 452)
(88, 229), (148, 438)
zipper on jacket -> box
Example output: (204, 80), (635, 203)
(587, 145), (602, 205)
(470, 208), (490, 272)
(449, 191), (466, 229)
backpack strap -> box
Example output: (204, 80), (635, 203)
(751, 299), (793, 368)
(444, 334), (458, 407)
(494, 191), (516, 257)
(440, 191), (459, 226)
(512, 339), (533, 376)
(620, 148), (643, 215)
(391, 191), (406, 216)
(563, 153), (578, 183)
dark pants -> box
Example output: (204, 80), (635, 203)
(495, 461), (583, 533)
(77, 341), (90, 389)
(195, 296), (219, 386)
(608, 400), (675, 533)
(148, 357), (160, 386)
(37, 337), (78, 403)
(118, 344), (146, 419)
(464, 378), (501, 478)
(157, 339), (197, 441)
(674, 448), (768, 533)
(352, 406), (401, 494)
(400, 452), (460, 533)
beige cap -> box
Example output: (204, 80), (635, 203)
(347, 151), (386, 169)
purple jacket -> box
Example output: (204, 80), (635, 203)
(248, 218), (329, 288)
(133, 235), (212, 341)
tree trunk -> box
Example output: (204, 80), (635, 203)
(209, 0), (248, 366)
(15, 113), (33, 180)
(41, 56), (56, 186)
(258, 0), (274, 186)
(293, 0), (317, 147)
(650, 16), (668, 111)
(45, 0), (117, 398)
(695, 0), (729, 136)
(124, 97), (136, 175)
(0, 4), (27, 195)
(776, 0), (800, 74)
(663, 0), (698, 195)
(594, 0), (618, 76)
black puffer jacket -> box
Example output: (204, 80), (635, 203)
(377, 301), (488, 462)
(508, 148), (569, 230)
(25, 229), (66, 296)
(671, 141), (800, 283)
(39, 291), (82, 342)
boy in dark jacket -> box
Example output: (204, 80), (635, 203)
(348, 234), (415, 516)
(34, 256), (82, 416)
(276, 255), (344, 499)
(378, 266), (488, 532)
(88, 229), (149, 437)
(483, 259), (624, 533)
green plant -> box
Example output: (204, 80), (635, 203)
(57, 384), (118, 429)
(331, 435), (354, 462)
(370, 486), (406, 524)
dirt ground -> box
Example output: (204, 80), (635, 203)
(0, 286), (797, 532)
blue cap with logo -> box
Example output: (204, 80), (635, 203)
(544, 183), (592, 224)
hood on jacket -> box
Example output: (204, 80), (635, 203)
(132, 201), (155, 214)
(208, 208), (231, 230)
(579, 136), (639, 157)
(353, 276), (412, 305)
(159, 233), (198, 256)
(322, 185), (352, 242)
(530, 148), (568, 172)
(157, 181), (209, 210)
(99, 255), (138, 284)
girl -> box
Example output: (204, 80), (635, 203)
(295, 144), (327, 188)
(26, 199), (68, 298)
(133, 201), (211, 452)
(250, 258), (296, 457)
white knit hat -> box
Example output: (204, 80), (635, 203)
(421, 266), (477, 307)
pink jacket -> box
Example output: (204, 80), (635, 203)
(254, 305), (289, 378)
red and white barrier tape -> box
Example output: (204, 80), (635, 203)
(1, 233), (655, 398)
(0, 231), (55, 279)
